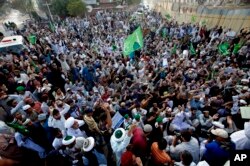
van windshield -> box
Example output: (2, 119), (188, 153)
(0, 44), (25, 54)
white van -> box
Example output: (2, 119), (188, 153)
(0, 35), (27, 54)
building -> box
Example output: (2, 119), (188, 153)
(143, 0), (250, 32)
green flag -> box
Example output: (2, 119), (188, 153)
(112, 45), (117, 51)
(171, 44), (177, 55)
(49, 22), (55, 32)
(191, 15), (196, 23)
(165, 13), (171, 20)
(218, 42), (230, 56)
(28, 35), (36, 44)
(190, 43), (196, 55)
(123, 27), (144, 56)
(7, 122), (29, 135)
(162, 28), (167, 38)
(201, 20), (207, 26)
(232, 43), (242, 54)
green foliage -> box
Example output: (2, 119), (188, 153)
(50, 0), (69, 17)
(67, 0), (86, 17)
(127, 0), (141, 5)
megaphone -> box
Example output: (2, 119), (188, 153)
(86, 5), (93, 13)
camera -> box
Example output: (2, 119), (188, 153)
(174, 131), (182, 139)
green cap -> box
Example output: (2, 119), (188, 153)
(16, 86), (25, 92)
(124, 114), (129, 119)
(64, 135), (73, 141)
(156, 116), (163, 123)
(115, 129), (123, 139)
(135, 114), (140, 120)
(62, 135), (76, 145)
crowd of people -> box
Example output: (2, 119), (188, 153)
(0, 6), (250, 166)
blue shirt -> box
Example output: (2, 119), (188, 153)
(190, 99), (202, 110)
(82, 67), (94, 81)
(204, 140), (235, 166)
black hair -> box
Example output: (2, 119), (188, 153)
(99, 112), (107, 122)
(66, 99), (74, 105)
(181, 130), (192, 142)
(52, 109), (59, 116)
(7, 99), (15, 107)
(158, 138), (167, 150)
(181, 150), (193, 166)
(51, 128), (61, 137)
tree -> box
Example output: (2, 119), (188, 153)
(0, 0), (6, 6)
(127, 0), (141, 5)
(50, 0), (69, 18)
(0, 0), (8, 15)
(67, 0), (86, 17)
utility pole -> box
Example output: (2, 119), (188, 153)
(41, 0), (54, 22)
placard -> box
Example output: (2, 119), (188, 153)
(240, 107), (250, 119)
(111, 112), (124, 129)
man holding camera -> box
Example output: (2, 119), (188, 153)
(169, 130), (200, 164)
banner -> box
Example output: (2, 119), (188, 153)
(123, 27), (144, 56)
(111, 112), (124, 130)
(240, 107), (250, 119)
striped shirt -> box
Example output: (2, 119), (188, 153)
(151, 142), (171, 165)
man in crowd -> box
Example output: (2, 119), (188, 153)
(0, 5), (249, 166)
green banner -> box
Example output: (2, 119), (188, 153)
(28, 35), (36, 44)
(123, 27), (144, 56)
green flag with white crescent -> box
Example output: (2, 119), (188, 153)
(123, 27), (144, 56)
